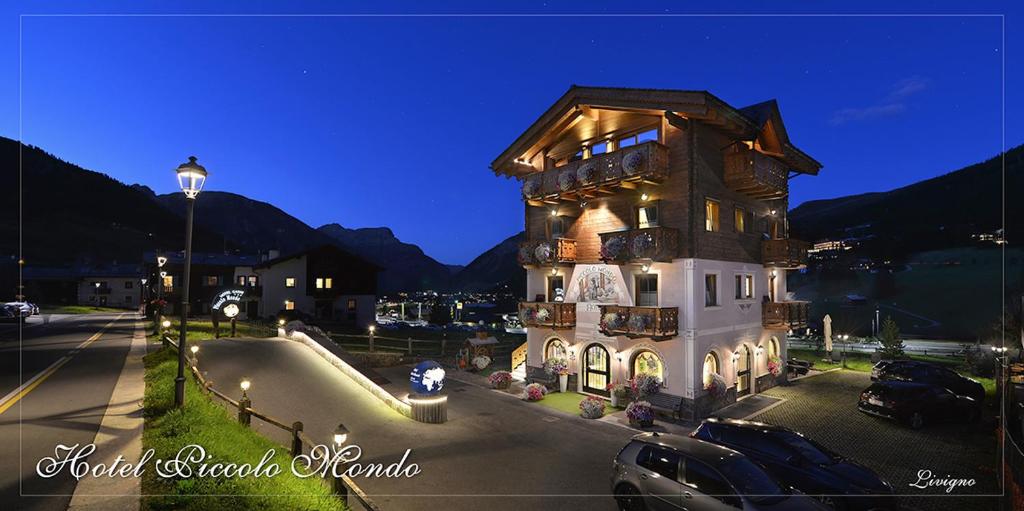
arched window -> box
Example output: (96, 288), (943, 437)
(702, 351), (720, 388)
(632, 350), (664, 381)
(544, 338), (568, 361)
(768, 337), (780, 359)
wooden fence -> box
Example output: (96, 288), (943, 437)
(165, 336), (381, 511)
(328, 331), (519, 359)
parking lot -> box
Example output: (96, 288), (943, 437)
(752, 370), (1000, 511)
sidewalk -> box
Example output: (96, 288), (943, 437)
(66, 316), (146, 511)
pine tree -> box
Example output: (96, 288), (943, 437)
(879, 316), (905, 359)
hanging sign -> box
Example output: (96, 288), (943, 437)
(211, 288), (245, 318)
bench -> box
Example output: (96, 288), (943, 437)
(645, 392), (684, 421)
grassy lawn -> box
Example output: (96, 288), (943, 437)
(149, 319), (276, 344)
(142, 348), (345, 511)
(788, 348), (997, 399)
(529, 391), (624, 416)
(40, 305), (130, 314)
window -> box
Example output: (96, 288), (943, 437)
(703, 351), (720, 388)
(636, 203), (659, 229)
(547, 276), (564, 302)
(315, 277), (332, 289)
(619, 128), (659, 148)
(162, 275), (174, 288)
(734, 274), (754, 300)
(247, 275), (258, 287)
(238, 276), (246, 285)
(684, 458), (737, 504)
(325, 277), (332, 289)
(705, 199), (720, 232)
(635, 274), (658, 307)
(637, 446), (681, 482)
(632, 350), (664, 381)
(734, 207), (746, 233)
(590, 140), (608, 155)
(284, 300), (295, 311)
(285, 277), (296, 288)
(204, 276), (220, 286)
(124, 295), (132, 304)
(705, 273), (719, 306)
(548, 216), (566, 239)
(544, 338), (567, 361)
(124, 281), (133, 289)
(347, 299), (357, 310)
(768, 337), (780, 359)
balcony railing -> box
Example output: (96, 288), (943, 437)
(598, 305), (679, 340)
(521, 141), (670, 201)
(724, 148), (788, 200)
(762, 301), (810, 330)
(518, 302), (576, 329)
(762, 238), (810, 268)
(598, 226), (679, 263)
(518, 238), (578, 266)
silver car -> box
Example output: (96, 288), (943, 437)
(611, 432), (828, 511)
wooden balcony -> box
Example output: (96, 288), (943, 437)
(762, 301), (810, 330)
(598, 305), (679, 340)
(762, 238), (810, 268)
(517, 238), (577, 267)
(518, 302), (576, 329)
(724, 148), (788, 200)
(521, 141), (670, 203)
(598, 226), (679, 263)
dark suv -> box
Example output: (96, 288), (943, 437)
(870, 360), (984, 403)
(692, 418), (895, 511)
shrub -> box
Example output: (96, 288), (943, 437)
(625, 401), (654, 424)
(966, 346), (996, 377)
(523, 382), (547, 401)
(878, 316), (905, 359)
(579, 396), (606, 419)
(488, 370), (512, 389)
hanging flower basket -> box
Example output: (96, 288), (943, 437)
(534, 242), (553, 264)
(631, 232), (654, 259)
(600, 312), (627, 333)
(767, 355), (782, 377)
(535, 307), (551, 322)
(622, 151), (645, 175)
(522, 177), (541, 197)
(631, 373), (662, 398)
(628, 313), (652, 334)
(517, 246), (534, 265)
(557, 170), (576, 191)
(577, 163), (597, 185)
(520, 307), (538, 323)
(600, 235), (627, 261)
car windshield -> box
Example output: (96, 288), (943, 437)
(774, 431), (837, 465)
(718, 456), (788, 503)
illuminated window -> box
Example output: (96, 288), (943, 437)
(204, 276), (220, 286)
(632, 350), (664, 381)
(636, 203), (659, 229)
(247, 275), (258, 287)
(162, 275), (174, 288)
(635, 274), (658, 307)
(285, 277), (296, 288)
(315, 278), (323, 289)
(734, 207), (746, 233)
(544, 338), (568, 361)
(315, 277), (334, 289)
(768, 337), (780, 359)
(734, 274), (754, 300)
(325, 278), (332, 289)
(237, 276), (246, 285)
(284, 300), (295, 311)
(705, 199), (720, 232)
(703, 351), (720, 388)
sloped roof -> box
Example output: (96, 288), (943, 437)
(253, 244), (381, 271)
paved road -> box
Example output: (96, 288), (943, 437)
(788, 338), (980, 356)
(0, 313), (137, 511)
(200, 337), (635, 511)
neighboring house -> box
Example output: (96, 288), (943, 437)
(144, 251), (263, 318)
(255, 244), (379, 325)
(492, 86), (821, 420)
(75, 265), (145, 308)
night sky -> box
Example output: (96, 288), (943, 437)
(2, 2), (1019, 264)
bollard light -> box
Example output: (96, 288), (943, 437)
(240, 378), (251, 398)
(278, 318), (286, 326)
(333, 423), (349, 447)
(161, 319), (172, 329)
(190, 345), (199, 355)
(368, 325), (376, 333)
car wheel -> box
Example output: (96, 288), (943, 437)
(614, 484), (645, 511)
(909, 412), (925, 430)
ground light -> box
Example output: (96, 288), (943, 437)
(240, 378), (251, 399)
(173, 156), (208, 408)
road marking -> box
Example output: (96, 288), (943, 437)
(0, 314), (123, 415)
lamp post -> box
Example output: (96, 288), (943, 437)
(93, 281), (101, 307)
(173, 156), (207, 408)
(155, 255), (167, 336)
(140, 278), (147, 305)
(332, 423), (350, 498)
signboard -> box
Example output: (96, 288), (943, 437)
(409, 360), (445, 395)
(211, 288), (245, 318)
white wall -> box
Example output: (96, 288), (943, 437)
(78, 277), (140, 308)
(256, 256), (313, 317)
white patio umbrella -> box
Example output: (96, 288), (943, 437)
(823, 314), (833, 356)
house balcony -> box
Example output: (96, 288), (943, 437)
(762, 238), (810, 268)
(762, 301), (810, 330)
(521, 141), (670, 203)
(518, 238), (577, 267)
(598, 226), (679, 263)
(724, 148), (789, 200)
(598, 305), (679, 340)
(518, 301), (576, 329)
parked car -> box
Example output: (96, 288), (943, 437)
(870, 360), (984, 403)
(0, 303), (24, 322)
(858, 381), (981, 429)
(691, 418), (895, 510)
(5, 301), (37, 316)
(611, 432), (829, 511)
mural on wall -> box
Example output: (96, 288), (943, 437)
(566, 265), (631, 306)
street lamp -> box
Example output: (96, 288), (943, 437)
(173, 156), (208, 408)
(93, 281), (101, 307)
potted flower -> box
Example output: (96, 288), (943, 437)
(625, 400), (654, 427)
(488, 370), (512, 390)
(767, 354), (782, 378)
(632, 373), (662, 399)
(704, 372), (727, 399)
(579, 396), (606, 419)
(606, 381), (629, 407)
(544, 357), (570, 392)
(600, 235), (626, 261)
(523, 382), (547, 401)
